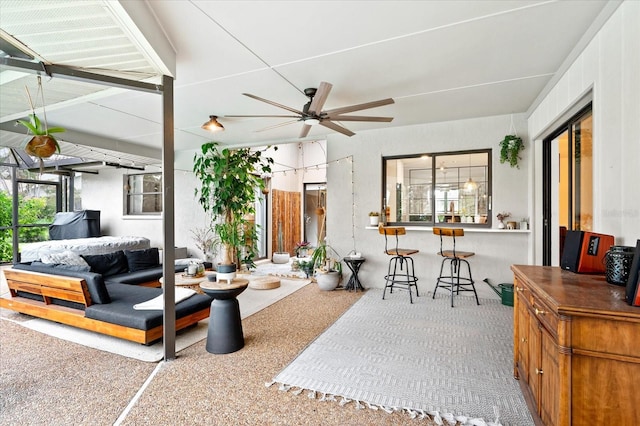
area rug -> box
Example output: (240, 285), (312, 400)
(269, 290), (534, 426)
(1, 278), (310, 363)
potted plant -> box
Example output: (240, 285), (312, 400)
(193, 142), (275, 274)
(499, 135), (524, 168)
(18, 79), (65, 164)
(496, 211), (511, 229)
(311, 242), (342, 291)
(272, 220), (290, 264)
(294, 241), (311, 258)
(190, 225), (220, 262)
(18, 113), (65, 159)
(368, 211), (380, 226)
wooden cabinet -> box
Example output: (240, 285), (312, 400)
(512, 265), (640, 426)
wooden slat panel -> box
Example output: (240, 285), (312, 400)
(272, 189), (301, 255)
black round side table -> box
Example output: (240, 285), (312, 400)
(199, 279), (249, 354)
(343, 257), (366, 292)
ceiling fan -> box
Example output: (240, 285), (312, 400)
(225, 82), (394, 138)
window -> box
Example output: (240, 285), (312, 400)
(124, 173), (162, 215)
(383, 150), (491, 226)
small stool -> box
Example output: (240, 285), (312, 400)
(343, 257), (366, 292)
(380, 226), (419, 303)
(432, 228), (479, 307)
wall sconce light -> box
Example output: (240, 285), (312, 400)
(201, 115), (225, 132)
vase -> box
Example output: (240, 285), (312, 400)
(498, 220), (505, 229)
(369, 216), (379, 226)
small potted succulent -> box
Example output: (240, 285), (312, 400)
(368, 211), (380, 226)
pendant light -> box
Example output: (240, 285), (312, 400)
(464, 155), (477, 192)
(201, 115), (225, 132)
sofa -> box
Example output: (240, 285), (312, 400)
(0, 248), (213, 344)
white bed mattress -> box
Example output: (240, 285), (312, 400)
(20, 236), (151, 262)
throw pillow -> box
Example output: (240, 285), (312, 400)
(81, 251), (129, 277)
(40, 250), (89, 267)
(124, 248), (160, 272)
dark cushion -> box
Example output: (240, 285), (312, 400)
(12, 262), (111, 304)
(85, 283), (212, 330)
(124, 248), (160, 272)
(81, 251), (128, 277)
(106, 267), (164, 285)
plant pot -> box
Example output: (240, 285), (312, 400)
(316, 270), (340, 291)
(369, 216), (379, 226)
(216, 264), (237, 274)
(25, 135), (58, 158)
(272, 252), (290, 264)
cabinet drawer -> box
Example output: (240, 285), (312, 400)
(531, 297), (558, 335)
(572, 317), (640, 358)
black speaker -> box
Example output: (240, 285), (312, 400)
(625, 240), (640, 305)
(561, 231), (583, 272)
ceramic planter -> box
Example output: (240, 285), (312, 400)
(316, 270), (340, 291)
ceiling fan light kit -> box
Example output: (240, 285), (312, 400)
(225, 81), (394, 138)
(201, 115), (225, 132)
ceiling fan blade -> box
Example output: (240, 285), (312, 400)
(328, 115), (394, 122)
(320, 120), (355, 137)
(243, 93), (305, 115)
(224, 114), (300, 118)
(255, 119), (300, 133)
(323, 98), (394, 116)
(299, 124), (312, 138)
(308, 81), (332, 114)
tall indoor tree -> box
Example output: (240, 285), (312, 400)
(193, 142), (275, 271)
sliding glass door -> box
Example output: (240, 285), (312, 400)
(543, 104), (593, 265)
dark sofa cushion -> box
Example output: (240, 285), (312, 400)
(81, 251), (128, 277)
(12, 262), (111, 304)
(124, 248), (160, 272)
(105, 264), (186, 285)
(85, 284), (212, 330)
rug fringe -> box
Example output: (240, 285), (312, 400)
(268, 381), (503, 425)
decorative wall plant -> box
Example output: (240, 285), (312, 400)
(499, 134), (524, 168)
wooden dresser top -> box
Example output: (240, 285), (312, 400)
(511, 265), (640, 319)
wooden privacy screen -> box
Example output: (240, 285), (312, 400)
(271, 189), (301, 255)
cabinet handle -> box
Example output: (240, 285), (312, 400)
(535, 308), (546, 315)
(517, 287), (525, 292)
(521, 337), (527, 343)
(535, 368), (544, 375)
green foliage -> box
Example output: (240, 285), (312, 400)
(310, 243), (342, 274)
(499, 135), (525, 169)
(193, 142), (276, 268)
(0, 191), (53, 262)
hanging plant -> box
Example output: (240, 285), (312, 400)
(499, 134), (524, 168)
(18, 113), (65, 158)
(18, 76), (65, 160)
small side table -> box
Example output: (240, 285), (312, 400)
(199, 279), (249, 354)
(343, 257), (366, 292)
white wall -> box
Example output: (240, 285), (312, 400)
(528, 0), (640, 262)
(325, 114), (530, 300)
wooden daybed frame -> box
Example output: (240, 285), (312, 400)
(0, 269), (210, 344)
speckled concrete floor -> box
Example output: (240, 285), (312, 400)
(1, 284), (442, 426)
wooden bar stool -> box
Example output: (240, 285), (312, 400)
(380, 226), (419, 303)
(432, 228), (479, 307)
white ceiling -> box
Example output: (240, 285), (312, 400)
(0, 0), (612, 168)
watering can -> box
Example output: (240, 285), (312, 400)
(483, 278), (514, 307)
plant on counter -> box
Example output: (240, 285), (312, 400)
(294, 241), (311, 258)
